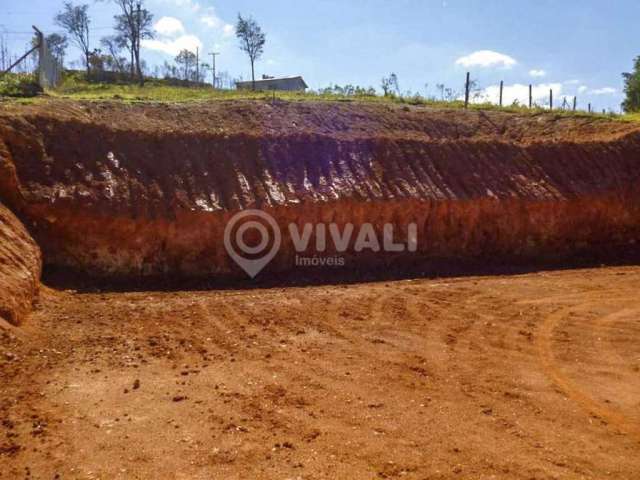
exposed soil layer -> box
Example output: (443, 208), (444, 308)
(0, 202), (41, 326)
(1, 99), (640, 279)
(1, 266), (640, 479)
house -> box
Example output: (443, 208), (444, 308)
(236, 75), (308, 92)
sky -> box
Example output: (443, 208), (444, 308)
(1, 0), (638, 111)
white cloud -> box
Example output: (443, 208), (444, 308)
(142, 34), (203, 56)
(590, 87), (616, 95)
(222, 24), (235, 37)
(157, 0), (202, 11)
(153, 16), (185, 36)
(529, 69), (546, 78)
(201, 14), (222, 28)
(198, 8), (234, 37)
(564, 79), (580, 85)
(578, 85), (588, 94)
(472, 82), (563, 107)
(455, 50), (517, 69)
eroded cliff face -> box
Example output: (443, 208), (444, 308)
(0, 99), (639, 280)
(0, 202), (41, 325)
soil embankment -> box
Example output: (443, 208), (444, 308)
(0, 99), (639, 280)
(0, 202), (41, 325)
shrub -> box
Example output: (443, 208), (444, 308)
(0, 73), (42, 97)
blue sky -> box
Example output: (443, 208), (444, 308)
(1, 0), (637, 111)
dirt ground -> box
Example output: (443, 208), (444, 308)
(1, 266), (640, 479)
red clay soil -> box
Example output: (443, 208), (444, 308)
(0, 202), (40, 326)
(1, 99), (640, 479)
(1, 266), (640, 479)
(0, 99), (639, 279)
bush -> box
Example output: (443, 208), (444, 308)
(0, 73), (42, 97)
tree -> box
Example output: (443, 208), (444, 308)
(622, 56), (640, 112)
(45, 34), (69, 65)
(381, 73), (399, 96)
(236, 14), (266, 90)
(55, 2), (91, 75)
(108, 0), (154, 84)
(175, 49), (197, 81)
(112, 15), (134, 77)
(100, 35), (128, 73)
(31, 33), (68, 66)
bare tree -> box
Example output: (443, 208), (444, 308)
(235, 14), (266, 90)
(55, 2), (91, 75)
(107, 0), (154, 84)
(100, 35), (127, 73)
(381, 73), (399, 97)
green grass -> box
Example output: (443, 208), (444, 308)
(0, 73), (41, 97)
(4, 72), (639, 123)
(625, 112), (640, 122)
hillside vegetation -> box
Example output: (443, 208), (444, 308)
(1, 73), (634, 123)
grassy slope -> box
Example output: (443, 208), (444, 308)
(2, 74), (638, 122)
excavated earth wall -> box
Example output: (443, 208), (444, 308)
(0, 201), (41, 325)
(0, 100), (639, 280)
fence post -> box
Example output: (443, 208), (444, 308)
(588, 103), (591, 113)
(0, 28), (41, 79)
(573, 96), (577, 111)
(464, 72), (470, 109)
(529, 84), (532, 108)
(499, 80), (503, 107)
(549, 89), (553, 111)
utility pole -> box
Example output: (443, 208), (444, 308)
(464, 72), (470, 109)
(209, 52), (220, 88)
(195, 47), (199, 83)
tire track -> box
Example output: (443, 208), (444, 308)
(536, 301), (640, 440)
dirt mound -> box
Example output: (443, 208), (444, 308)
(0, 99), (639, 280)
(0, 202), (41, 325)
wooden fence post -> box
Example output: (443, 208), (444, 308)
(573, 96), (577, 111)
(549, 89), (553, 111)
(588, 103), (591, 113)
(529, 85), (532, 108)
(499, 80), (503, 107)
(464, 72), (470, 109)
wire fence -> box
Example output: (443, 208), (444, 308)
(462, 71), (615, 115)
(36, 28), (61, 88)
(0, 30), (38, 74)
(0, 26), (62, 89)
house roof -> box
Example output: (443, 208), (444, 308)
(236, 76), (309, 88)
